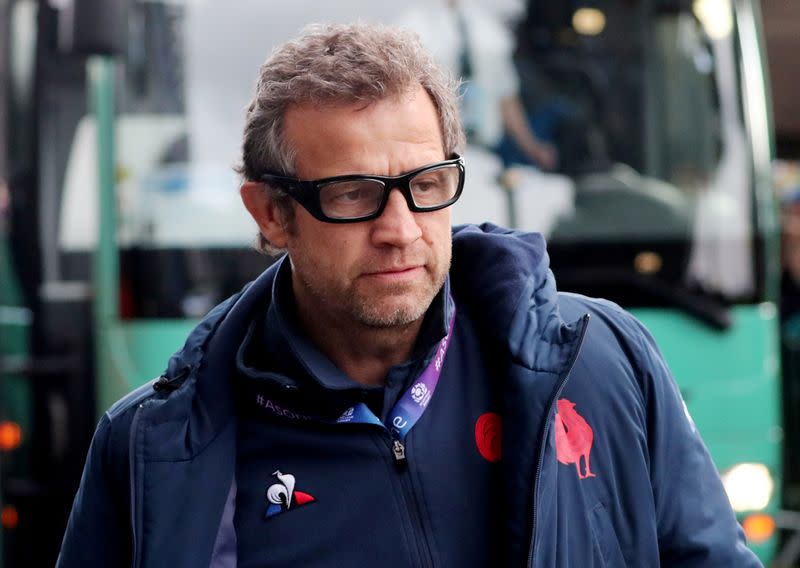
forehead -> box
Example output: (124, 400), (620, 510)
(283, 85), (445, 178)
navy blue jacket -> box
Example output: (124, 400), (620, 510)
(57, 224), (761, 567)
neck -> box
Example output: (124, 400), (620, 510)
(294, 301), (424, 388)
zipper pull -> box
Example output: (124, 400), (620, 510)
(392, 438), (407, 466)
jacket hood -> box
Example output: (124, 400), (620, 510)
(452, 223), (578, 369)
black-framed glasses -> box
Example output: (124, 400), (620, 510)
(259, 155), (465, 223)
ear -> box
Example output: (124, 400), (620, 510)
(240, 181), (290, 249)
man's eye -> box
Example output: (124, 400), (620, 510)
(332, 188), (363, 202)
(412, 171), (448, 193)
(414, 181), (437, 192)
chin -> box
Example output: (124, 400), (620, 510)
(354, 297), (430, 329)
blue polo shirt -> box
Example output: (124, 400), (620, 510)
(233, 259), (502, 567)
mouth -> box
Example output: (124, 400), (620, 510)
(361, 265), (425, 282)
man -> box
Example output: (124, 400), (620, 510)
(58, 23), (760, 567)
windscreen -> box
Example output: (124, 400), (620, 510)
(513, 0), (757, 309)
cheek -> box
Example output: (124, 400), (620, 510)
(293, 224), (364, 271)
(291, 213), (347, 253)
(421, 212), (452, 252)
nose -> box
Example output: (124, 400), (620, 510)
(370, 188), (422, 247)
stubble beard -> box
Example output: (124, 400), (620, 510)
(351, 273), (446, 328)
(299, 262), (450, 330)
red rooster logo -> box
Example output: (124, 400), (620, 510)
(554, 398), (596, 479)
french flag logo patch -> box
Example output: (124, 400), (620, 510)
(264, 470), (316, 519)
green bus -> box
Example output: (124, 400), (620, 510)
(1, 0), (781, 565)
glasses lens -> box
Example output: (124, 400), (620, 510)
(409, 165), (461, 207)
(319, 180), (385, 219)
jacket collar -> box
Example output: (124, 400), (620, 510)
(150, 223), (582, 459)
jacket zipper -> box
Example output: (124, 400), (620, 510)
(527, 314), (591, 567)
(391, 437), (407, 464)
(383, 432), (435, 568)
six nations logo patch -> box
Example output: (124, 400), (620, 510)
(410, 382), (432, 407)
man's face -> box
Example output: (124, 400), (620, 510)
(277, 86), (452, 329)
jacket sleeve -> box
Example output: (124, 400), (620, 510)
(56, 413), (132, 567)
(631, 321), (763, 566)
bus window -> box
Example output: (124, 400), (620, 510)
(513, 0), (758, 311)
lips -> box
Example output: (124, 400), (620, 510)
(366, 266), (421, 275)
(361, 265), (425, 281)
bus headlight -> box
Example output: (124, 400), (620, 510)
(721, 463), (774, 512)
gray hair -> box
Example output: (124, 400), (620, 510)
(237, 22), (465, 254)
